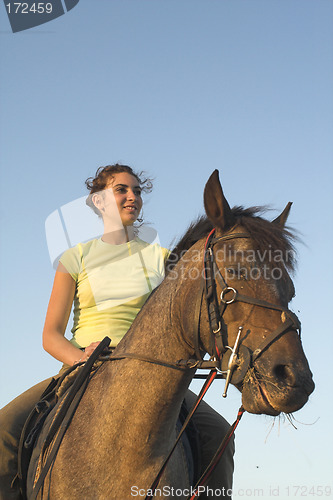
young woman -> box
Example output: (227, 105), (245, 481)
(0, 164), (234, 499)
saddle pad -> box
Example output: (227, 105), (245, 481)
(23, 338), (112, 499)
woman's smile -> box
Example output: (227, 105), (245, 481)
(109, 172), (143, 226)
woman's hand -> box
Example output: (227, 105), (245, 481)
(74, 341), (101, 364)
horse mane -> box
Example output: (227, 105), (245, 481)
(166, 206), (298, 273)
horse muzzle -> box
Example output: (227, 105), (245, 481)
(240, 346), (315, 416)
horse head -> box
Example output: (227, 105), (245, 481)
(201, 170), (314, 416)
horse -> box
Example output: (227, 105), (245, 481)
(28, 170), (314, 499)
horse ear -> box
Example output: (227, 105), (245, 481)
(204, 170), (234, 230)
(272, 202), (293, 227)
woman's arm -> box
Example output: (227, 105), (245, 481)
(42, 262), (97, 366)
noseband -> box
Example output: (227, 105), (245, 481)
(200, 228), (301, 395)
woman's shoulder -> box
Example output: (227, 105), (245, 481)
(61, 238), (99, 257)
(59, 238), (100, 276)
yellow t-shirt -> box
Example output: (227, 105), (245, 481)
(59, 237), (168, 348)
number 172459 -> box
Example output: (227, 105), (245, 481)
(5, 3), (53, 14)
(285, 485), (332, 497)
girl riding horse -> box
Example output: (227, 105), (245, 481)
(0, 164), (234, 500)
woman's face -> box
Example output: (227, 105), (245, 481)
(94, 172), (143, 226)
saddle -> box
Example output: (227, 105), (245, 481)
(17, 337), (200, 499)
(18, 337), (111, 499)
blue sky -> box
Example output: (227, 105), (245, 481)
(1, 1), (332, 497)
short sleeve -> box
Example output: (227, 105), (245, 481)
(149, 243), (170, 282)
(158, 246), (170, 276)
(59, 244), (82, 281)
(162, 247), (170, 263)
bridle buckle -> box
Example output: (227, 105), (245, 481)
(212, 322), (221, 334)
(220, 287), (237, 304)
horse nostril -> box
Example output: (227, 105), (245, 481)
(274, 364), (297, 386)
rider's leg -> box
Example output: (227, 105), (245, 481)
(185, 390), (235, 500)
(0, 378), (54, 500)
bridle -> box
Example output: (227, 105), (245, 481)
(200, 228), (301, 396)
(106, 227), (301, 392)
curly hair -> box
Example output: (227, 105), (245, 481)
(85, 164), (153, 217)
